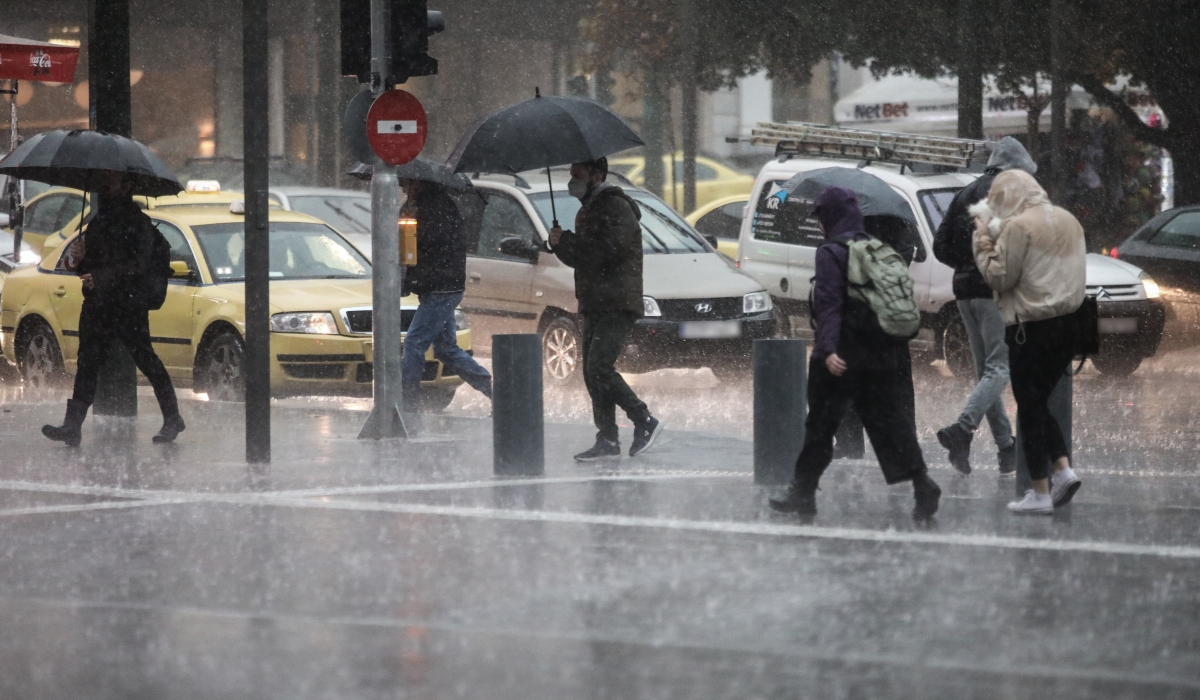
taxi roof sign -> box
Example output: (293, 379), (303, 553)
(185, 180), (221, 193)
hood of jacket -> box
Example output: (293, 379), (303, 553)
(812, 186), (864, 242)
(588, 183), (642, 220)
(988, 169), (1051, 222)
(986, 136), (1038, 175)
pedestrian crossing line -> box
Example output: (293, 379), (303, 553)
(267, 498), (1200, 560)
(0, 499), (184, 518)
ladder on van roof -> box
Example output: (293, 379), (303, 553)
(747, 122), (991, 169)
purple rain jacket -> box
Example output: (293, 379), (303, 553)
(810, 186), (908, 372)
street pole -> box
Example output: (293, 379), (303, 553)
(359, 0), (408, 439)
(1049, 0), (1068, 202)
(679, 0), (698, 215)
(243, 0), (271, 463)
(88, 0), (138, 419)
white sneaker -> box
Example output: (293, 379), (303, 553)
(1007, 490), (1053, 515)
(1051, 467), (1082, 507)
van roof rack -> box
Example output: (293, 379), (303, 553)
(747, 122), (991, 169)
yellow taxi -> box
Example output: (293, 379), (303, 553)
(685, 193), (750, 260)
(5, 182), (282, 255)
(0, 204), (470, 408)
(606, 153), (754, 215)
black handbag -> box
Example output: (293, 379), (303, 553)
(1070, 295), (1100, 374)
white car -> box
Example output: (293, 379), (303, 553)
(737, 157), (1165, 376)
(270, 187), (372, 255)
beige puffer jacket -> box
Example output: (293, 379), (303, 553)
(972, 170), (1086, 326)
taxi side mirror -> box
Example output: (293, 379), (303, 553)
(169, 261), (193, 279)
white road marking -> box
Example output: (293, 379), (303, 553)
(0, 500), (181, 518)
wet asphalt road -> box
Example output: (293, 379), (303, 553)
(0, 349), (1199, 698)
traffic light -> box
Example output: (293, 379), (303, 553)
(340, 0), (444, 84)
(392, 0), (443, 83)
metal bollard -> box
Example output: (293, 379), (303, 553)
(492, 334), (544, 476)
(1015, 371), (1072, 495)
(754, 339), (807, 485)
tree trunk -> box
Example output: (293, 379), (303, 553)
(956, 0), (983, 139)
(642, 66), (667, 198)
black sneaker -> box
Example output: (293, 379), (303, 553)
(936, 423), (973, 475)
(152, 413), (186, 444)
(768, 483), (817, 517)
(574, 439), (621, 462)
(912, 472), (942, 521)
(998, 444), (1017, 477)
(629, 416), (664, 457)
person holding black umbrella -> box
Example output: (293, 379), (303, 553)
(42, 172), (184, 446)
(399, 177), (493, 412)
(548, 158), (663, 460)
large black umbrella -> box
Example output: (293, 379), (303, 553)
(446, 89), (643, 225)
(0, 129), (182, 197)
(779, 167), (916, 225)
(778, 166), (922, 261)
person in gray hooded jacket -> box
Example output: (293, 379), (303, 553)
(931, 136), (1038, 476)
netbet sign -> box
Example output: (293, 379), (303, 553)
(853, 102), (910, 120)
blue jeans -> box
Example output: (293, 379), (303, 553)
(402, 291), (492, 410)
(956, 298), (1014, 449)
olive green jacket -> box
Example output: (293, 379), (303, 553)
(553, 185), (644, 317)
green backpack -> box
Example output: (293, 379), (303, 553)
(843, 237), (920, 341)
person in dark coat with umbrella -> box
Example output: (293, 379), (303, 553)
(548, 158), (663, 460)
(42, 172), (184, 446)
(399, 178), (493, 412)
(769, 186), (939, 521)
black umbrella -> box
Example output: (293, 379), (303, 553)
(0, 129), (182, 197)
(777, 167), (921, 261)
(345, 158), (471, 191)
(446, 88), (643, 226)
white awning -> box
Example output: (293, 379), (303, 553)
(834, 74), (1158, 137)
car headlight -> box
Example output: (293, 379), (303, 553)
(643, 296), (662, 317)
(1139, 272), (1160, 299)
(743, 291), (773, 314)
(454, 308), (469, 331)
(270, 311), (338, 334)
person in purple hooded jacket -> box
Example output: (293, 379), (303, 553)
(769, 186), (941, 521)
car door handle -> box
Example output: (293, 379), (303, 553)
(54, 286), (67, 297)
(468, 273), (482, 283)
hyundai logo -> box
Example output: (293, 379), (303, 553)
(695, 302), (713, 314)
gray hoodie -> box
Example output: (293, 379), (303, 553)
(932, 136), (1038, 300)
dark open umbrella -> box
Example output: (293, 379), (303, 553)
(0, 129), (182, 197)
(777, 166), (922, 261)
(446, 88), (643, 226)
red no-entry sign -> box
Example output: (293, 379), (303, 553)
(366, 89), (428, 165)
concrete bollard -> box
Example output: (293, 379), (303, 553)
(1015, 371), (1072, 495)
(492, 334), (544, 476)
(754, 339), (807, 485)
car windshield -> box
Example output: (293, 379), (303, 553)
(192, 221), (371, 282)
(917, 188), (960, 233)
(288, 195), (372, 234)
(528, 190), (708, 255)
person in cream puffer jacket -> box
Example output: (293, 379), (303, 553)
(972, 169), (1087, 516)
(972, 169), (1086, 325)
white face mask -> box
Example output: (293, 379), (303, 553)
(568, 177), (590, 200)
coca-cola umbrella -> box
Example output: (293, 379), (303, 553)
(1, 34), (81, 149)
(0, 129), (182, 197)
(446, 88), (643, 227)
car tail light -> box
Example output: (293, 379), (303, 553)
(1109, 247), (1119, 259)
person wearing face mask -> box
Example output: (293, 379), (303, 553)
(548, 158), (663, 461)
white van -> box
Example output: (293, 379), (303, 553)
(737, 156), (1165, 376)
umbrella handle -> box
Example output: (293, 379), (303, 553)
(546, 166), (559, 229)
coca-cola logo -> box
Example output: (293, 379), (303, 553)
(30, 50), (52, 76)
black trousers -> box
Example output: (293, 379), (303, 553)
(793, 355), (926, 488)
(73, 301), (179, 417)
(1006, 315), (1075, 481)
(581, 311), (650, 442)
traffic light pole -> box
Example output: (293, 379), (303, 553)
(359, 0), (408, 439)
(243, 0), (271, 463)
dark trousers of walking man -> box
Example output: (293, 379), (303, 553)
(73, 302), (179, 416)
(581, 311), (649, 444)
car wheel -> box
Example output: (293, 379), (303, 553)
(542, 316), (582, 385)
(18, 321), (66, 390)
(198, 331), (246, 401)
(1091, 352), (1142, 377)
(420, 385), (458, 413)
(941, 316), (974, 379)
